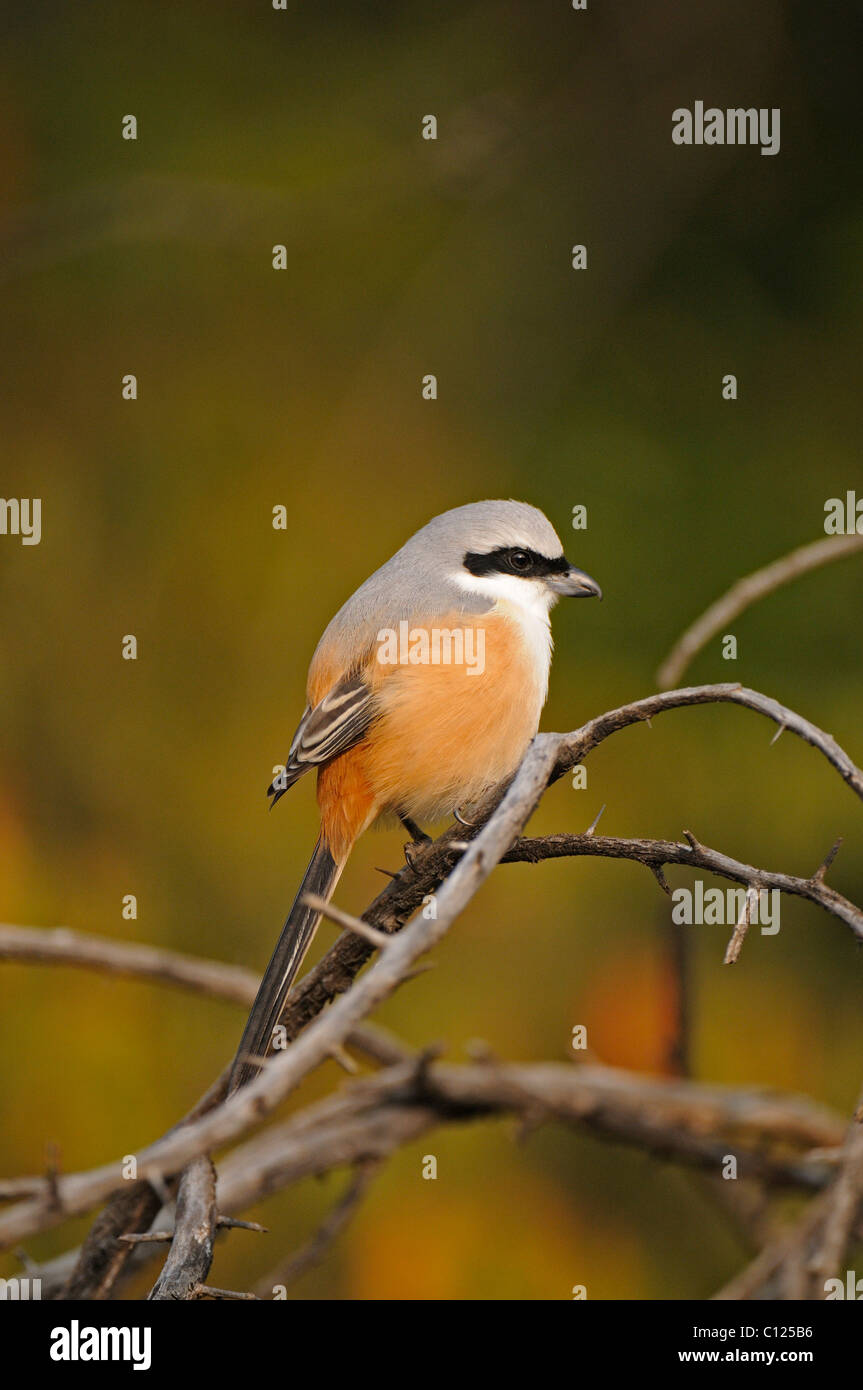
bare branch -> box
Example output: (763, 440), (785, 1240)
(550, 684), (863, 803)
(4, 684), (859, 1258)
(0, 924), (259, 1005)
(808, 1087), (863, 1290)
(501, 833), (863, 943)
(657, 534), (863, 689)
(724, 885), (759, 965)
(253, 1160), (380, 1298)
(303, 893), (392, 951)
(211, 1057), (842, 1222)
(147, 1156), (217, 1301)
(56, 1180), (162, 1301)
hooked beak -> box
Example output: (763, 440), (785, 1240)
(546, 564), (602, 600)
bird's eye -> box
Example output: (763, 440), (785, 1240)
(509, 550), (531, 572)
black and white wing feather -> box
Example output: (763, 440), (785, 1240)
(268, 673), (378, 806)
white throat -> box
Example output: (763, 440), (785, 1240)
(450, 570), (554, 701)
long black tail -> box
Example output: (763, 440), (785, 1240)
(228, 837), (343, 1093)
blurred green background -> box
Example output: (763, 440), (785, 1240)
(1, 0), (861, 1298)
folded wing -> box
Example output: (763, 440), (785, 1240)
(268, 673), (378, 805)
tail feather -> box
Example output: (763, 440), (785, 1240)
(228, 837), (344, 1092)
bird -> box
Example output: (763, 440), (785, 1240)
(228, 499), (601, 1092)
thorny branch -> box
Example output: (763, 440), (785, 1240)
(656, 533), (863, 689)
(1, 682), (861, 1298)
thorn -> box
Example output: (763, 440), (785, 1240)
(401, 961), (436, 983)
(147, 1173), (173, 1206)
(584, 804), (606, 838)
(375, 866), (400, 879)
(412, 1042), (446, 1088)
(327, 1044), (360, 1075)
(192, 1283), (259, 1301)
(513, 1108), (546, 1144)
(649, 862), (671, 895)
(644, 716), (652, 729)
(682, 830), (700, 852)
(119, 1231), (174, 1245)
(44, 1142), (62, 1212)
(812, 837), (843, 885)
(303, 893), (391, 951)
(770, 723), (786, 746)
(217, 1216), (268, 1234)
(723, 885), (758, 965)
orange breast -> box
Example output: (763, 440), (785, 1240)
(314, 609), (549, 858)
(362, 610), (546, 823)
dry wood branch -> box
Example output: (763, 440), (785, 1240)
(268, 684), (863, 1063)
(253, 1160), (380, 1298)
(657, 534), (863, 689)
(723, 885), (759, 965)
(0, 735), (561, 1249)
(3, 684), (859, 1270)
(0, 924), (259, 1004)
(549, 684), (863, 802)
(807, 1087), (863, 1292)
(147, 1156), (217, 1301)
(210, 1058), (842, 1221)
(501, 833), (863, 942)
(55, 1180), (162, 1301)
(715, 1084), (863, 1300)
(14, 1056), (849, 1297)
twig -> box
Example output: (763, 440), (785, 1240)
(253, 1160), (380, 1298)
(550, 684), (863, 803)
(501, 833), (863, 943)
(210, 1057), (842, 1221)
(0, 924), (259, 1004)
(4, 685), (859, 1254)
(56, 1180), (163, 1301)
(657, 535), (863, 688)
(808, 1086), (863, 1290)
(148, 1156), (217, 1301)
(303, 894), (392, 951)
(3, 686), (856, 1251)
(724, 886), (759, 965)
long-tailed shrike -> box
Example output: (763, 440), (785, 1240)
(228, 500), (601, 1090)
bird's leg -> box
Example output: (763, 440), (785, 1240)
(399, 813), (432, 844)
(399, 813), (432, 870)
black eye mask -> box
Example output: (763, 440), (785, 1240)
(462, 546), (571, 580)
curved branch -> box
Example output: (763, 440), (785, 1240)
(0, 736), (560, 1249)
(0, 924), (259, 1005)
(551, 684), (863, 802)
(3, 684), (859, 1252)
(657, 534), (863, 689)
(503, 832), (863, 942)
(211, 1057), (842, 1223)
